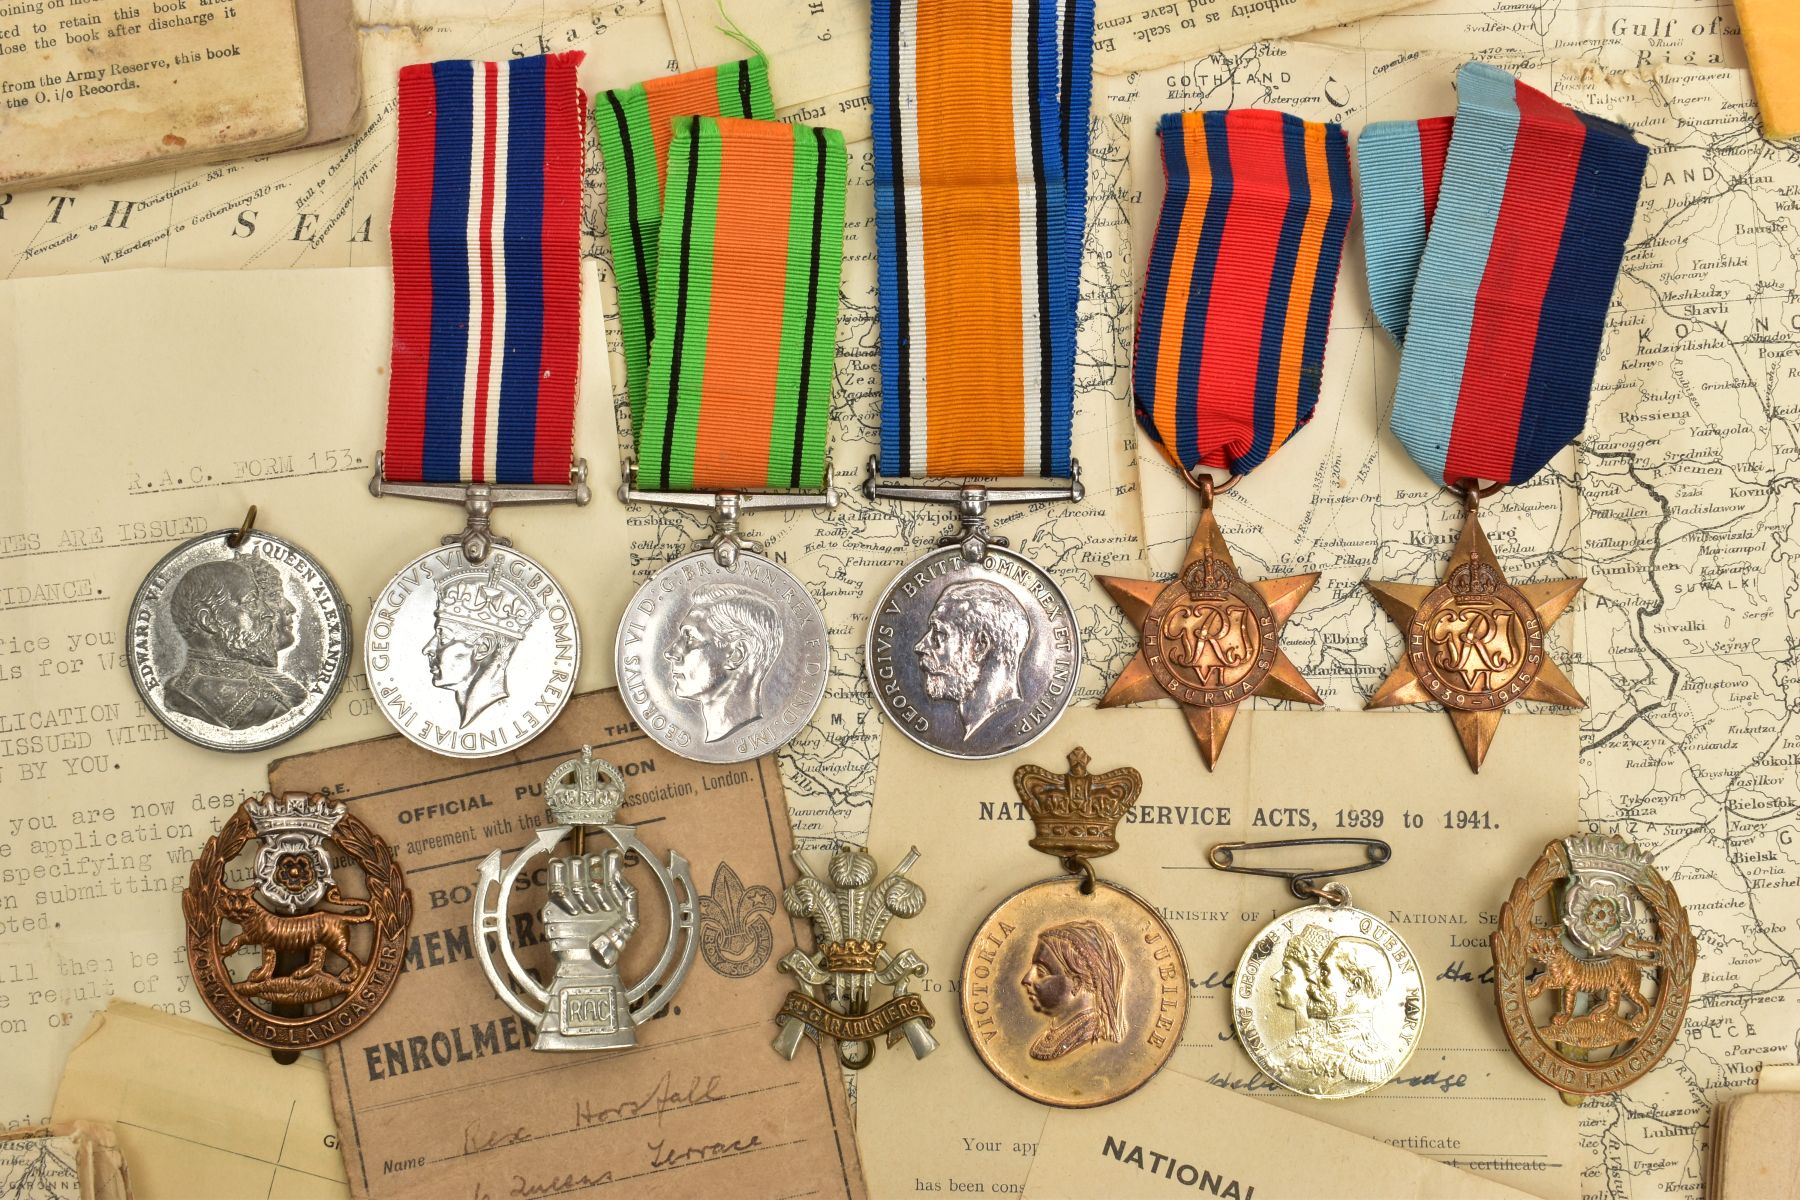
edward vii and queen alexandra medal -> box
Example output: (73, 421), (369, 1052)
(366, 53), (591, 760)
(1099, 109), (1355, 769)
(1492, 833), (1693, 1098)
(185, 793), (411, 1051)
(474, 746), (698, 1051)
(862, 0), (1095, 761)
(963, 749), (1188, 1107)
(598, 70), (842, 764)
(1211, 838), (1425, 1099)
(1357, 64), (1650, 770)
(128, 506), (350, 753)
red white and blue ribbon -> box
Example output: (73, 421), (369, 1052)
(1358, 63), (1648, 488)
(385, 53), (587, 486)
(1133, 109), (1353, 478)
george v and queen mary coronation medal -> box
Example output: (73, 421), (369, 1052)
(597, 85), (844, 764)
(365, 53), (590, 758)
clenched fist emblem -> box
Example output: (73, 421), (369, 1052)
(544, 851), (639, 975)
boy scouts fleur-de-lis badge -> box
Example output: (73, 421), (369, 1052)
(772, 845), (937, 1069)
(698, 862), (777, 978)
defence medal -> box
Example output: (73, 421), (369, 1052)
(600, 102), (844, 763)
(128, 505), (349, 752)
(365, 53), (589, 759)
(961, 749), (1188, 1107)
(1097, 110), (1355, 769)
(773, 845), (938, 1069)
(1492, 833), (1694, 1099)
(473, 745), (698, 1051)
(184, 793), (410, 1053)
(862, 0), (1094, 761)
(1210, 838), (1425, 1100)
(1357, 63), (1650, 770)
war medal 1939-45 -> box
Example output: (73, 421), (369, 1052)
(473, 746), (698, 1051)
(365, 53), (591, 760)
(773, 845), (937, 1069)
(128, 507), (350, 752)
(1492, 833), (1694, 1099)
(1099, 108), (1355, 770)
(1356, 63), (1650, 771)
(1211, 838), (1425, 1099)
(184, 792), (411, 1052)
(962, 749), (1188, 1107)
(602, 91), (845, 765)
(861, 0), (1096, 762)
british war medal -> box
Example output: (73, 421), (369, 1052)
(773, 845), (938, 1069)
(128, 506), (349, 752)
(1357, 63), (1649, 770)
(1098, 110), (1353, 770)
(598, 64), (845, 763)
(185, 793), (410, 1051)
(1492, 833), (1694, 1099)
(862, 0), (1095, 760)
(1210, 838), (1425, 1099)
(962, 749), (1188, 1107)
(473, 746), (698, 1051)
(366, 53), (589, 759)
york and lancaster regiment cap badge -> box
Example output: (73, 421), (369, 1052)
(773, 846), (937, 1069)
(473, 746), (698, 1051)
(184, 793), (411, 1051)
(1492, 833), (1695, 1099)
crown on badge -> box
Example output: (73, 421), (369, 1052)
(247, 792), (345, 841)
(1013, 747), (1142, 860)
(435, 563), (540, 641)
(1448, 559), (1502, 598)
(1563, 832), (1655, 882)
(544, 746), (626, 827)
(1180, 554), (1240, 600)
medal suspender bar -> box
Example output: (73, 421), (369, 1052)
(365, 52), (590, 760)
(863, 0), (1095, 761)
(601, 95), (849, 764)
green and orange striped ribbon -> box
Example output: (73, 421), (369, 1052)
(595, 57), (774, 437)
(641, 115), (846, 492)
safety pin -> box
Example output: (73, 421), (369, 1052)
(1208, 837), (1391, 903)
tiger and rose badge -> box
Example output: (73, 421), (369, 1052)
(185, 792), (411, 1050)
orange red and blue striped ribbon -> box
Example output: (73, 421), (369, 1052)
(1358, 63), (1648, 487)
(595, 58), (774, 438)
(385, 53), (585, 486)
(872, 0), (1093, 480)
(639, 116), (847, 491)
(1134, 110), (1353, 478)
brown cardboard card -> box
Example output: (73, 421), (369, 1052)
(266, 688), (866, 1200)
(296, 0), (363, 147)
(0, 0), (308, 188)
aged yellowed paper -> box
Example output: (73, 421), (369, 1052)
(0, 0), (308, 189)
(264, 689), (868, 1200)
(52, 1000), (349, 1200)
(857, 708), (1581, 1200)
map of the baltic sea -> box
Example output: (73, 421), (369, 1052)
(0, 2), (1794, 1198)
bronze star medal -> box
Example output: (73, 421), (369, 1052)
(1365, 503), (1584, 772)
(1096, 500), (1321, 769)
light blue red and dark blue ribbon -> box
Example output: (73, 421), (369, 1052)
(870, 0), (1092, 480)
(1359, 62), (1648, 488)
(1133, 109), (1354, 478)
(385, 52), (586, 486)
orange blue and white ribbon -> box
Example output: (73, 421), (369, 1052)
(1358, 63), (1648, 487)
(1133, 109), (1353, 478)
(872, 0), (1093, 480)
(385, 52), (586, 486)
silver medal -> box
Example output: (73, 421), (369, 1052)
(867, 544), (1080, 760)
(365, 543), (579, 758)
(127, 519), (349, 752)
(617, 550), (828, 764)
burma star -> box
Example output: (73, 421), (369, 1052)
(1096, 504), (1320, 770)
